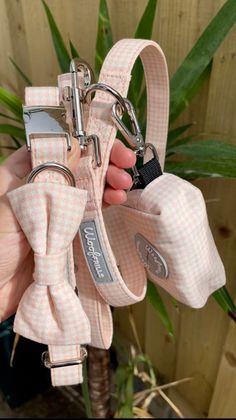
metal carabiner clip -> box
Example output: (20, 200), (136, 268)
(111, 98), (145, 155)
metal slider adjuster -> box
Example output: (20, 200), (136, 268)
(41, 346), (88, 369)
(23, 106), (71, 152)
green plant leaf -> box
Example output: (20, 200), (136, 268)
(41, 0), (71, 73)
(213, 286), (236, 322)
(95, 0), (113, 78)
(165, 159), (236, 179)
(166, 140), (236, 177)
(0, 145), (17, 150)
(135, 0), (158, 39)
(167, 123), (193, 144)
(167, 140), (236, 162)
(69, 40), (80, 59)
(134, 353), (156, 386)
(0, 87), (23, 119)
(166, 136), (193, 156)
(146, 280), (174, 336)
(11, 136), (22, 148)
(136, 86), (147, 134)
(0, 156), (6, 163)
(0, 124), (25, 140)
(115, 364), (134, 418)
(9, 57), (32, 86)
(0, 112), (22, 123)
(128, 0), (158, 107)
(115, 366), (129, 391)
(119, 403), (133, 419)
(81, 361), (93, 419)
(126, 371), (134, 411)
(170, 0), (236, 123)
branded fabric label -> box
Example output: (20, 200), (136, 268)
(79, 220), (113, 283)
(135, 233), (169, 279)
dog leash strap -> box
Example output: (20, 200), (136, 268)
(8, 87), (90, 386)
(78, 39), (169, 307)
(58, 74), (113, 349)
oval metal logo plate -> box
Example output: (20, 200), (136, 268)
(135, 233), (169, 279)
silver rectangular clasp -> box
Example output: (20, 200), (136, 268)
(41, 347), (87, 369)
(23, 105), (71, 151)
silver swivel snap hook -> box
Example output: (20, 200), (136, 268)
(111, 98), (145, 154)
(63, 58), (102, 167)
(110, 95), (161, 187)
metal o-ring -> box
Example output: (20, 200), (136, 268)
(27, 162), (76, 187)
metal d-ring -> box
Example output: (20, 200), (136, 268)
(83, 82), (126, 112)
(27, 162), (76, 187)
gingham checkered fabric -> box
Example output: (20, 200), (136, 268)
(7, 183), (90, 344)
(104, 174), (226, 308)
(58, 39), (169, 348)
(62, 40), (168, 306)
(101, 40), (225, 308)
(6, 87), (90, 386)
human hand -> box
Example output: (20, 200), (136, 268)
(0, 139), (136, 321)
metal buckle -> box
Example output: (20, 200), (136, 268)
(41, 346), (87, 369)
(111, 98), (145, 154)
(23, 106), (71, 152)
(63, 58), (101, 167)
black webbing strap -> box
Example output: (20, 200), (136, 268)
(131, 157), (163, 190)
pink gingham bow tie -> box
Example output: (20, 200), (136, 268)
(7, 182), (91, 345)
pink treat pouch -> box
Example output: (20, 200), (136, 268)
(104, 172), (225, 308)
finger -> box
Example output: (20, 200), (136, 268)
(4, 146), (31, 180)
(0, 146), (31, 195)
(110, 139), (136, 169)
(0, 195), (21, 233)
(103, 187), (127, 205)
(106, 164), (133, 190)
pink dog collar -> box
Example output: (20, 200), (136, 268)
(7, 87), (90, 386)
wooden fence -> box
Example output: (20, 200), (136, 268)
(0, 0), (236, 417)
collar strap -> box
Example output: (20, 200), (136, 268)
(7, 86), (90, 386)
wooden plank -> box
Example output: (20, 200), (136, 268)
(145, 0), (224, 393)
(144, 290), (179, 381)
(156, 0), (222, 137)
(0, 1), (18, 93)
(108, 0), (146, 42)
(113, 301), (147, 352)
(172, 0), (236, 413)
(201, 4), (236, 416)
(208, 319), (236, 418)
(168, 388), (204, 419)
(4, 0), (32, 98)
(0, 0), (236, 416)
(173, 179), (236, 416)
(0, 1), (24, 151)
(204, 5), (236, 139)
(20, 0), (99, 86)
